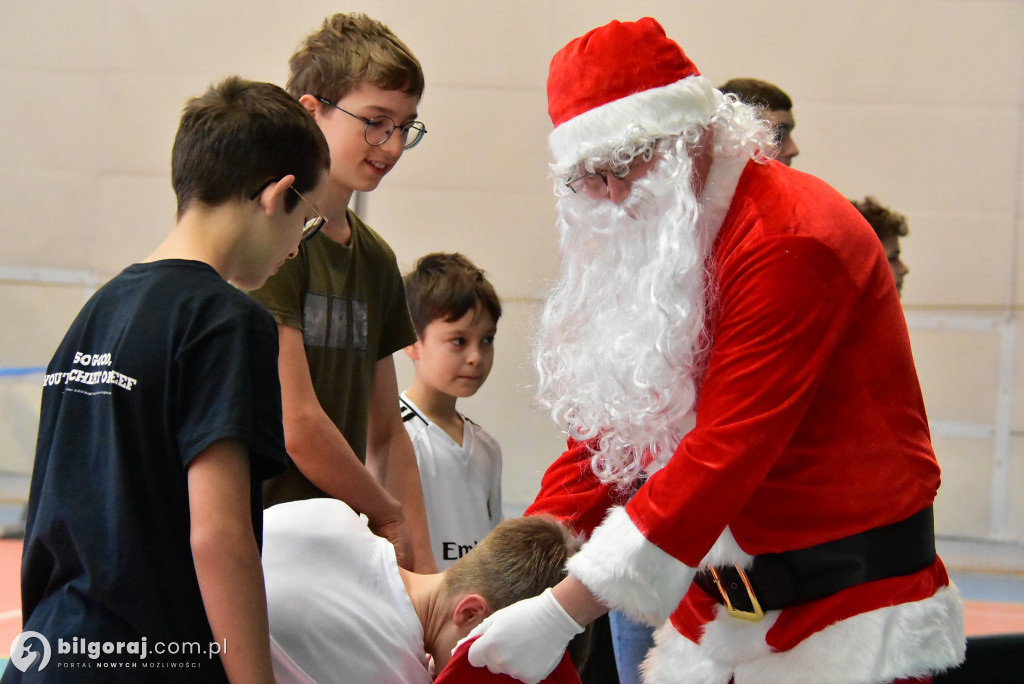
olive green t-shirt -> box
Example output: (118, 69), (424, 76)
(248, 209), (416, 506)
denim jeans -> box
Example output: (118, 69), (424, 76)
(608, 610), (655, 684)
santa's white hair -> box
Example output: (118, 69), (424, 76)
(534, 92), (771, 488)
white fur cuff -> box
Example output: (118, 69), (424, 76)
(642, 584), (965, 684)
(566, 506), (694, 626)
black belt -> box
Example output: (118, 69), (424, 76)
(693, 506), (936, 621)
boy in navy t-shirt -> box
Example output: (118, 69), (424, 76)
(9, 77), (329, 683)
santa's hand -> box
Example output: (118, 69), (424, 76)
(466, 588), (584, 684)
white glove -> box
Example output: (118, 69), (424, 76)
(466, 588), (584, 684)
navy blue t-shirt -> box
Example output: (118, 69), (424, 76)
(9, 260), (287, 682)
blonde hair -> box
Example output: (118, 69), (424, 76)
(442, 515), (579, 611)
(287, 12), (424, 103)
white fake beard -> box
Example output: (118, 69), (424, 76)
(535, 149), (713, 488)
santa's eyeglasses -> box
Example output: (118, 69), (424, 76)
(565, 167), (630, 198)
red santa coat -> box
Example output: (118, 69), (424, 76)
(436, 638), (581, 684)
(528, 158), (964, 683)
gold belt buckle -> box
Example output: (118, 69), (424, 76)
(708, 564), (765, 622)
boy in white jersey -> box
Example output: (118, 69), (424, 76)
(400, 253), (503, 569)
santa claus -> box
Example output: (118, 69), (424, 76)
(466, 17), (965, 684)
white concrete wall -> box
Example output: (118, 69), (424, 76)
(2, 1), (1023, 544)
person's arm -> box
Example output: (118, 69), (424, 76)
(525, 437), (622, 536)
(188, 439), (274, 684)
(551, 574), (608, 627)
(276, 323), (415, 567)
(365, 354), (438, 573)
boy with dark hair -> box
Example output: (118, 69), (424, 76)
(8, 77), (330, 683)
(852, 196), (910, 297)
(400, 253), (503, 569)
(247, 11), (435, 572)
(719, 77), (793, 111)
(720, 77), (800, 166)
(262, 499), (583, 683)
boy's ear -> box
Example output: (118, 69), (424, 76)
(255, 175), (295, 217)
(298, 94), (322, 120)
(452, 593), (489, 629)
(404, 340), (421, 362)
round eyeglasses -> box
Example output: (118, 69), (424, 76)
(316, 97), (427, 149)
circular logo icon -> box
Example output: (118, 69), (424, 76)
(10, 631), (51, 672)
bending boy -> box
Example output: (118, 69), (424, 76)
(262, 499), (584, 683)
(11, 77), (329, 682)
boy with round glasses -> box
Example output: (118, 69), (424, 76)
(247, 12), (436, 573)
(10, 76), (330, 683)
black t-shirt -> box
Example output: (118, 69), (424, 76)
(11, 261), (287, 682)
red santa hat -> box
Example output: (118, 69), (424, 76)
(547, 18), (720, 169)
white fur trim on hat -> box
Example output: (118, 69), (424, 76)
(642, 585), (965, 684)
(549, 75), (720, 170)
(566, 506), (695, 626)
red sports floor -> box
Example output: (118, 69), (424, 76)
(2, 540), (23, 662)
(1, 538), (1022, 667)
